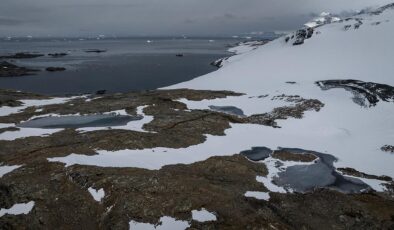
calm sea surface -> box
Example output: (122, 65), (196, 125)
(0, 37), (243, 95)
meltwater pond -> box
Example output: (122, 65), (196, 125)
(17, 114), (142, 129)
(241, 147), (371, 194)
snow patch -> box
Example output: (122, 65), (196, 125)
(191, 208), (217, 222)
(305, 12), (341, 28)
(129, 216), (190, 230)
(0, 123), (14, 129)
(0, 201), (35, 217)
(88, 187), (105, 202)
(245, 191), (270, 201)
(0, 165), (22, 177)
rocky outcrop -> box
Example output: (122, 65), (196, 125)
(293, 29), (307, 45)
(95, 90), (107, 95)
(84, 49), (107, 53)
(246, 96), (324, 127)
(208, 105), (245, 116)
(316, 79), (394, 107)
(0, 52), (44, 59)
(369, 3), (394, 15)
(338, 167), (392, 181)
(381, 145), (394, 153)
(0, 61), (39, 77)
(48, 53), (68, 58)
(0, 89), (47, 107)
(272, 149), (317, 162)
(285, 27), (314, 46)
(285, 11), (341, 46)
(210, 57), (229, 68)
(45, 67), (66, 72)
(211, 40), (270, 68)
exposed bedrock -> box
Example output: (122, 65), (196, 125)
(0, 61), (40, 77)
(0, 88), (393, 229)
(0, 52), (44, 59)
(46, 67), (66, 72)
(316, 79), (394, 107)
(381, 145), (394, 153)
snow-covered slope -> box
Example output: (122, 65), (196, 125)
(163, 4), (394, 178)
(304, 12), (341, 28)
(49, 3), (394, 192)
(169, 6), (394, 91)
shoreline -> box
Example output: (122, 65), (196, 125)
(1, 3), (394, 229)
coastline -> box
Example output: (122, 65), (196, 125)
(1, 3), (394, 229)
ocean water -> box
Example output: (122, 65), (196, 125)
(0, 37), (242, 95)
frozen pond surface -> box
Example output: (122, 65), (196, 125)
(258, 147), (370, 193)
(17, 114), (143, 129)
(241, 147), (372, 193)
(208, 105), (245, 116)
(240, 147), (272, 161)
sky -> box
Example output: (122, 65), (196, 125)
(0, 0), (392, 37)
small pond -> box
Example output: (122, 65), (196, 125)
(17, 114), (142, 129)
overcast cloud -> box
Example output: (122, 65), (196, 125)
(0, 0), (392, 37)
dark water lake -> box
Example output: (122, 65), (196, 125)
(0, 37), (242, 95)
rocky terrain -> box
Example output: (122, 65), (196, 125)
(0, 53), (44, 59)
(211, 40), (270, 68)
(0, 89), (393, 229)
(316, 80), (394, 107)
(2, 2), (394, 229)
(0, 51), (97, 77)
(0, 61), (39, 78)
(48, 53), (68, 58)
(85, 49), (107, 53)
(0, 52), (69, 77)
(45, 67), (66, 72)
